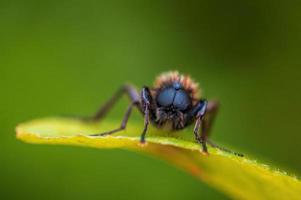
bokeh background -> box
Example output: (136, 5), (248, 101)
(1, 0), (301, 199)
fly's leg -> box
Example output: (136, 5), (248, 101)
(88, 84), (141, 136)
(192, 100), (243, 156)
(139, 87), (152, 144)
(90, 84), (142, 121)
(202, 101), (219, 137)
(192, 100), (209, 154)
(199, 100), (219, 153)
(90, 102), (137, 136)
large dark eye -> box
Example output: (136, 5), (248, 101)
(173, 90), (191, 111)
(157, 87), (175, 107)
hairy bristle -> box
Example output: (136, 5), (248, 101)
(154, 71), (201, 99)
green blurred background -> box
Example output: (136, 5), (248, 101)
(1, 0), (301, 199)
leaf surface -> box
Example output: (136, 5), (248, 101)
(16, 117), (301, 200)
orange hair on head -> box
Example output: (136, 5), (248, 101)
(154, 71), (201, 100)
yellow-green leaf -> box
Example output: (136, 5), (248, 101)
(16, 117), (301, 200)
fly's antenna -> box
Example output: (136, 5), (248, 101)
(207, 139), (244, 157)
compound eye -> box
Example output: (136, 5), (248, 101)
(157, 87), (175, 107)
(173, 90), (191, 111)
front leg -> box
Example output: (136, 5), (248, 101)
(192, 100), (209, 154)
(139, 87), (153, 144)
(190, 100), (243, 156)
(197, 100), (220, 153)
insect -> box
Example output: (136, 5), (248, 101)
(87, 71), (243, 156)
